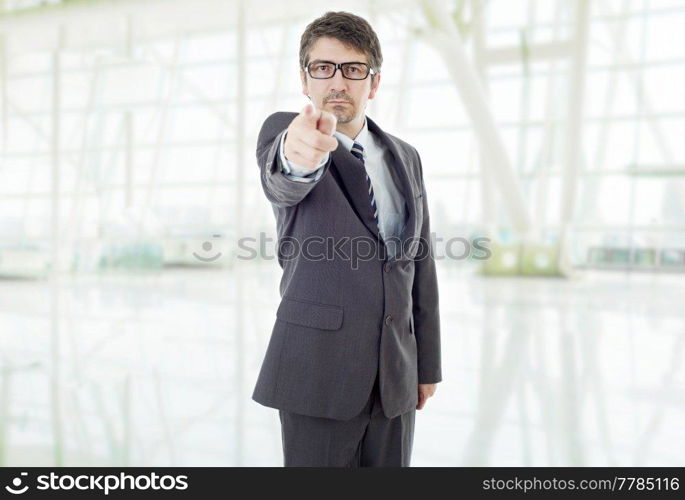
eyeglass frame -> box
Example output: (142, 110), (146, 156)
(303, 60), (377, 80)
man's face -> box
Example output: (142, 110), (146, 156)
(301, 36), (381, 126)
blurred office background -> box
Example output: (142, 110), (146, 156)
(0, 0), (683, 466)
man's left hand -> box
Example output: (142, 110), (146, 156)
(416, 383), (437, 410)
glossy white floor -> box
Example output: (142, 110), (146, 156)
(0, 263), (683, 466)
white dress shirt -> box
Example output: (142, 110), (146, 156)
(278, 117), (407, 255)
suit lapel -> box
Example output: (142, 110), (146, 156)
(365, 116), (417, 249)
(330, 141), (382, 242)
(329, 115), (418, 260)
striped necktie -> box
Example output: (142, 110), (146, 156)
(350, 141), (379, 227)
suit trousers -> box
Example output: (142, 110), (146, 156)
(278, 372), (416, 467)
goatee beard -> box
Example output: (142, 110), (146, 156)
(332, 110), (354, 123)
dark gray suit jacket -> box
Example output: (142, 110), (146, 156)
(252, 111), (442, 420)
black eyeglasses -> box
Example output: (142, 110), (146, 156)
(304, 60), (376, 80)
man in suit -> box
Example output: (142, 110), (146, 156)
(252, 11), (442, 467)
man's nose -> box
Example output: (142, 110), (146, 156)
(327, 68), (348, 93)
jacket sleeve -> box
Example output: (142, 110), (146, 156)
(278, 131), (327, 183)
(411, 149), (442, 384)
(257, 112), (332, 208)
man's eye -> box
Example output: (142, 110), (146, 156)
(348, 67), (359, 73)
(318, 65), (331, 71)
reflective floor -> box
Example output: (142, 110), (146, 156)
(0, 263), (683, 466)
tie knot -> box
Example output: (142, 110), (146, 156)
(350, 141), (365, 162)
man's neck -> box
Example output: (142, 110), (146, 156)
(336, 117), (365, 141)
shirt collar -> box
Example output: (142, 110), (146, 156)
(334, 117), (368, 155)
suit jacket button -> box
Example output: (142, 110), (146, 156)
(384, 263), (392, 272)
(385, 314), (393, 325)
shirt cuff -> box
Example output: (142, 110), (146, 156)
(278, 131), (328, 183)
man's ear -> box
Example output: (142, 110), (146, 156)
(368, 72), (381, 100)
(300, 69), (309, 97)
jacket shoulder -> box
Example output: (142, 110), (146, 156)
(382, 129), (420, 164)
(390, 132), (414, 150)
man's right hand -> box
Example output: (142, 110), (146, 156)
(283, 104), (338, 169)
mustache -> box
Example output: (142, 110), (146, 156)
(325, 94), (353, 103)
